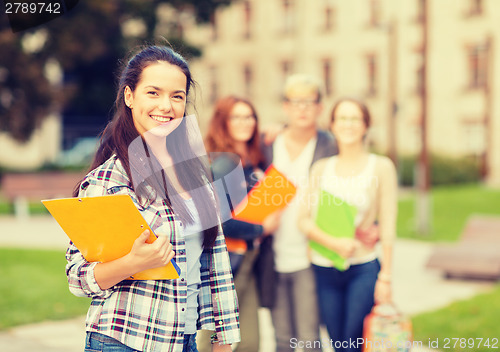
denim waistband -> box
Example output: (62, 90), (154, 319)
(347, 252), (378, 266)
(86, 332), (119, 345)
(86, 331), (197, 350)
(183, 333), (196, 342)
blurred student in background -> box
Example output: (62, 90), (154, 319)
(261, 74), (337, 352)
(298, 97), (397, 352)
(200, 96), (281, 352)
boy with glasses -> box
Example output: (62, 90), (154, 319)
(261, 74), (337, 351)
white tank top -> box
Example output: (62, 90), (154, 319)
(311, 154), (377, 267)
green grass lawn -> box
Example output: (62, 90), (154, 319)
(397, 184), (500, 242)
(396, 185), (500, 350)
(0, 248), (90, 330)
(0, 201), (10, 214)
(1, 184), (499, 337)
(0, 198), (49, 215)
(411, 284), (500, 352)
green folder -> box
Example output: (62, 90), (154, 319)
(310, 189), (357, 271)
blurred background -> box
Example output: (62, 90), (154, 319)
(0, 0), (499, 184)
(1, 1), (500, 351)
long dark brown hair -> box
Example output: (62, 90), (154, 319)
(74, 45), (219, 248)
(205, 95), (264, 166)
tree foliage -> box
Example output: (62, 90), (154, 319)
(0, 26), (53, 141)
(0, 0), (232, 142)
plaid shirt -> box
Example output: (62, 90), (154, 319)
(66, 155), (240, 352)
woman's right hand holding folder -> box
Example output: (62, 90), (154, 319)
(302, 221), (361, 259)
(129, 230), (176, 273)
(94, 230), (175, 290)
(324, 237), (361, 259)
(262, 210), (282, 236)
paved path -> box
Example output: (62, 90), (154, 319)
(0, 215), (495, 352)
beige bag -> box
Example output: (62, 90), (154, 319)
(362, 304), (413, 352)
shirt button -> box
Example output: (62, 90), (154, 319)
(181, 278), (185, 282)
(182, 308), (185, 311)
(218, 320), (223, 325)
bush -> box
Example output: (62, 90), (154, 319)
(397, 154), (481, 186)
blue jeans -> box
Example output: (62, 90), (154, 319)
(85, 332), (198, 352)
(313, 260), (380, 352)
(183, 333), (198, 352)
(85, 332), (139, 352)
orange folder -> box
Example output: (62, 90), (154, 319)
(225, 238), (247, 254)
(42, 194), (180, 280)
(231, 165), (297, 225)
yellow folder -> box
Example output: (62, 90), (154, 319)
(42, 194), (180, 280)
(231, 164), (297, 225)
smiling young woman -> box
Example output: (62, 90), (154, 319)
(202, 95), (282, 352)
(67, 46), (239, 352)
(298, 97), (397, 352)
(124, 61), (187, 137)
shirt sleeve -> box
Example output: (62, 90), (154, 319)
(198, 224), (240, 344)
(65, 176), (114, 299)
(222, 218), (264, 241)
(211, 155), (265, 241)
(210, 226), (241, 345)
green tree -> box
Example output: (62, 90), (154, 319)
(0, 0), (232, 142)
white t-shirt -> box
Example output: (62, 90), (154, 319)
(272, 134), (317, 273)
(182, 197), (203, 334)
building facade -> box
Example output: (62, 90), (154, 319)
(183, 0), (500, 186)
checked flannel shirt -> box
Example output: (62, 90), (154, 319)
(66, 155), (240, 352)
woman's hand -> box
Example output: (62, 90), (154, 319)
(262, 210), (282, 235)
(261, 122), (285, 145)
(127, 230), (175, 273)
(94, 230), (175, 290)
(326, 237), (360, 258)
(355, 224), (379, 248)
(374, 279), (392, 305)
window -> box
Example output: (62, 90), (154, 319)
(281, 60), (293, 78)
(416, 0), (425, 23)
(209, 65), (218, 104)
(281, 0), (296, 35)
(210, 13), (218, 41)
(468, 0), (483, 15)
(243, 64), (253, 97)
(366, 54), (378, 96)
(322, 59), (333, 96)
(279, 60), (294, 98)
(323, 2), (335, 32)
(242, 1), (252, 39)
(467, 44), (487, 89)
(368, 0), (380, 27)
